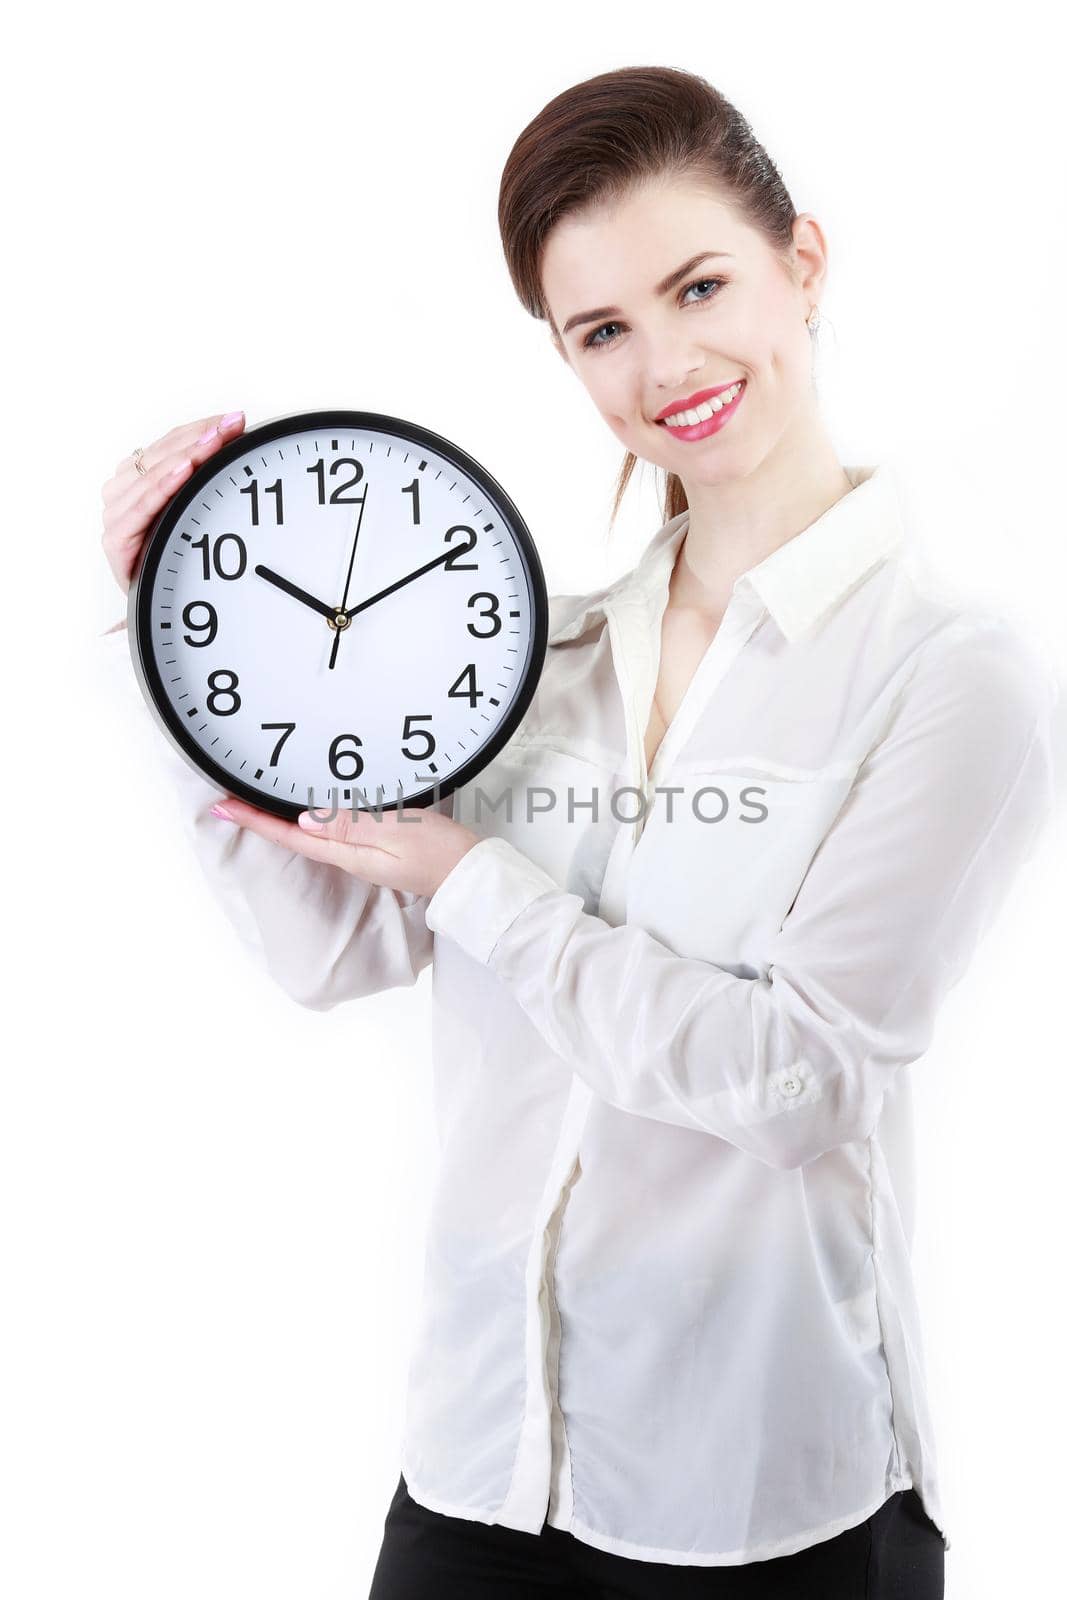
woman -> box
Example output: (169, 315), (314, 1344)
(99, 66), (1057, 1598)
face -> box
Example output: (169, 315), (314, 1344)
(541, 173), (829, 488)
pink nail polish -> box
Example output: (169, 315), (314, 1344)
(210, 802), (234, 821)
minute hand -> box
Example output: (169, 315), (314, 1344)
(345, 548), (456, 618)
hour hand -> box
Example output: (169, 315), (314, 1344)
(254, 564), (338, 621)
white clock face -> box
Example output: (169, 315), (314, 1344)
(131, 412), (546, 817)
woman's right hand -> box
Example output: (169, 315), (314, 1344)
(100, 410), (246, 595)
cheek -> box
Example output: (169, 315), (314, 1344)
(597, 413), (634, 453)
(768, 336), (813, 393)
(589, 374), (636, 428)
(749, 310), (809, 386)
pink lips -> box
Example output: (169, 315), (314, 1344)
(655, 379), (744, 422)
(656, 379), (746, 441)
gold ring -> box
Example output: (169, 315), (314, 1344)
(133, 446), (148, 477)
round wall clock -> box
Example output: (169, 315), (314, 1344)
(127, 409), (548, 819)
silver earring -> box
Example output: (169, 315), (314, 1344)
(807, 305), (821, 336)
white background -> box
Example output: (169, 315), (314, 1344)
(4, 3), (1064, 1595)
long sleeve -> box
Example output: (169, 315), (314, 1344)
(98, 620), (436, 1009)
(424, 618), (1060, 1169)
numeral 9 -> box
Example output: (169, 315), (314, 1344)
(181, 600), (218, 647)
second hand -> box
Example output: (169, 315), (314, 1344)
(329, 487), (370, 671)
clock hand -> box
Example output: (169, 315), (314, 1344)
(345, 548), (455, 618)
(321, 537), (463, 662)
(254, 564), (339, 622)
(329, 488), (370, 671)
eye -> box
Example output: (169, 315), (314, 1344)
(683, 277), (722, 304)
(584, 320), (625, 352)
(582, 277), (726, 352)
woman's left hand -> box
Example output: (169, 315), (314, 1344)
(207, 794), (484, 898)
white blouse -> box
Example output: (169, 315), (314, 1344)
(100, 462), (1059, 1566)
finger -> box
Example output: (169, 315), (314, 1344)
(106, 421), (200, 494)
(297, 801), (419, 855)
(207, 794), (312, 850)
(102, 406), (247, 553)
(212, 795), (405, 886)
(295, 804), (425, 889)
(102, 452), (198, 561)
(105, 410), (245, 512)
(109, 409), (244, 482)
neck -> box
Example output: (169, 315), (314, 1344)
(670, 418), (853, 618)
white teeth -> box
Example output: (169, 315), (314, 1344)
(661, 381), (744, 427)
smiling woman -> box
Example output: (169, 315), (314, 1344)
(99, 61), (1056, 1600)
(497, 67), (825, 531)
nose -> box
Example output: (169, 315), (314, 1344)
(649, 345), (708, 399)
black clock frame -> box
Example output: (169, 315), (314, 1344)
(127, 408), (549, 820)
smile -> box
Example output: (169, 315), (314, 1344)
(656, 380), (746, 440)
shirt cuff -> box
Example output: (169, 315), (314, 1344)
(424, 835), (560, 965)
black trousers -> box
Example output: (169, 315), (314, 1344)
(368, 1473), (945, 1598)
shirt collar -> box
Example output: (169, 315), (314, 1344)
(547, 463), (909, 647)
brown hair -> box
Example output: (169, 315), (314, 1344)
(498, 65), (803, 528)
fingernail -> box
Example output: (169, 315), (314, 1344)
(210, 802), (235, 821)
(298, 810), (326, 831)
(220, 410), (244, 428)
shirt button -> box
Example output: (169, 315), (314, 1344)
(776, 1064), (807, 1097)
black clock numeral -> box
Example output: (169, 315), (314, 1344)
(261, 722), (296, 766)
(401, 476), (421, 525)
(329, 733), (364, 781)
(206, 668), (241, 716)
(181, 600), (218, 646)
(400, 714), (436, 761)
(443, 524), (477, 570)
(190, 532), (247, 580)
(467, 591), (501, 638)
(308, 458), (365, 505)
(240, 477), (284, 526)
(448, 664), (482, 707)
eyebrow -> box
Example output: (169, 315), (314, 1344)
(560, 251), (734, 337)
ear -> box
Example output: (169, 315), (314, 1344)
(789, 212), (830, 307)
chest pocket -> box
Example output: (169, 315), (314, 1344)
(625, 760), (862, 970)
